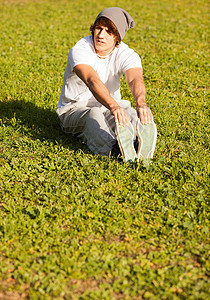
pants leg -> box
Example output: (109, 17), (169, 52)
(57, 101), (140, 156)
(58, 105), (116, 156)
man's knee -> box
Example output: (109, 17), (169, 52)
(87, 107), (104, 120)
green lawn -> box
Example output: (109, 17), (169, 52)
(0, 0), (209, 299)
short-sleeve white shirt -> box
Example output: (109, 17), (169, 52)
(57, 35), (142, 109)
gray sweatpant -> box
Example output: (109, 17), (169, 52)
(57, 100), (138, 156)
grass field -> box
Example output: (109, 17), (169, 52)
(0, 0), (209, 299)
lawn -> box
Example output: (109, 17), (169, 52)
(0, 0), (209, 299)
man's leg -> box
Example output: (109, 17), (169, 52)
(104, 105), (138, 161)
(59, 105), (116, 156)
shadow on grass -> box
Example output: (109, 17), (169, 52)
(0, 98), (90, 153)
(0, 98), (163, 167)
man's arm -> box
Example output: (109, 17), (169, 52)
(74, 64), (129, 125)
(126, 67), (153, 125)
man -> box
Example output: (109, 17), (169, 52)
(57, 7), (157, 162)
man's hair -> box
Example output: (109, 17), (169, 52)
(90, 17), (121, 46)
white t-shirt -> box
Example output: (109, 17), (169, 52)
(57, 35), (142, 109)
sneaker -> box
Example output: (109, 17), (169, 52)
(136, 118), (157, 160)
(115, 121), (137, 162)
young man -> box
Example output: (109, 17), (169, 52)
(57, 7), (157, 162)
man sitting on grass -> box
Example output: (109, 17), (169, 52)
(57, 7), (157, 162)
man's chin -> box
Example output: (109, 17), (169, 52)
(95, 45), (106, 54)
(95, 43), (105, 50)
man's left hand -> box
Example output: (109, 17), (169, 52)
(136, 105), (153, 125)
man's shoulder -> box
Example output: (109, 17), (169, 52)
(68, 36), (96, 68)
(114, 42), (142, 71)
(73, 35), (94, 51)
(118, 41), (135, 54)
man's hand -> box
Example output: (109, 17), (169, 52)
(110, 105), (129, 126)
(136, 104), (153, 125)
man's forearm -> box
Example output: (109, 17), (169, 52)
(87, 77), (120, 112)
(126, 68), (153, 124)
(129, 77), (147, 108)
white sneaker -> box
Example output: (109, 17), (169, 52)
(115, 121), (137, 162)
(136, 119), (157, 160)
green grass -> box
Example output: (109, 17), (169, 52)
(0, 0), (209, 299)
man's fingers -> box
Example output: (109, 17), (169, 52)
(118, 112), (129, 126)
(140, 108), (147, 124)
(121, 110), (129, 126)
(112, 107), (129, 126)
(137, 105), (153, 125)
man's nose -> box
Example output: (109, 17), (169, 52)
(98, 29), (105, 38)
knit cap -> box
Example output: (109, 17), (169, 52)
(94, 7), (135, 40)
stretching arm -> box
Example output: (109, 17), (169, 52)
(126, 67), (153, 125)
(74, 64), (129, 125)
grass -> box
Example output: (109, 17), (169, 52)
(0, 0), (209, 299)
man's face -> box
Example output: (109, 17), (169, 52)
(93, 25), (116, 57)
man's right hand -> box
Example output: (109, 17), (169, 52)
(110, 105), (129, 126)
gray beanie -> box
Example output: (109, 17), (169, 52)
(94, 7), (135, 40)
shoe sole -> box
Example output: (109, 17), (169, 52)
(115, 122), (137, 162)
(136, 119), (157, 160)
